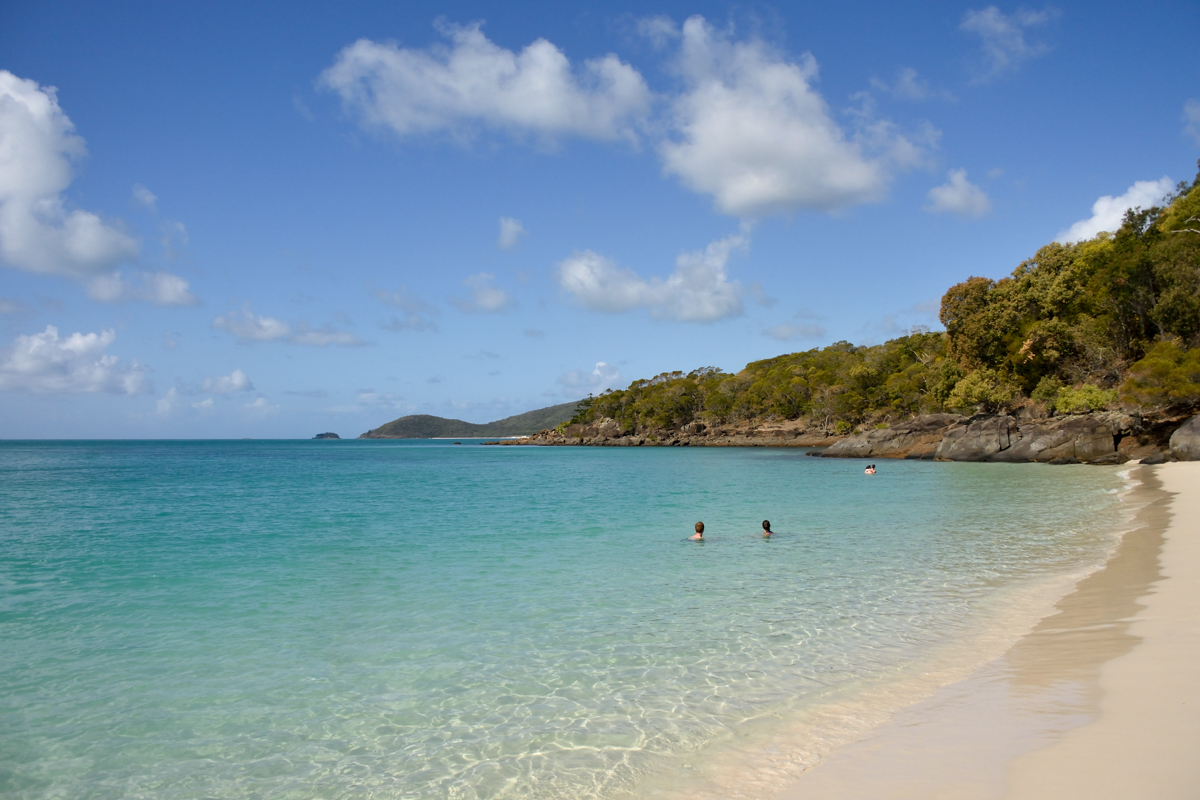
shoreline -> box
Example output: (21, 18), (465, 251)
(767, 462), (1198, 799)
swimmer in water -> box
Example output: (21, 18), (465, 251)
(689, 521), (705, 540)
(865, 464), (876, 474)
(761, 519), (773, 537)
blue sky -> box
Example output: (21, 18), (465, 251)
(1, 0), (1197, 438)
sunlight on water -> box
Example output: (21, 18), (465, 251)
(0, 441), (1127, 799)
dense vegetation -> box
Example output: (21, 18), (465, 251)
(570, 164), (1200, 434)
(364, 400), (582, 438)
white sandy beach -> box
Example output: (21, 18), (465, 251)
(773, 461), (1200, 800)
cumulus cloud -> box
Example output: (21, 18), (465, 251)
(961, 6), (1055, 82)
(319, 22), (653, 144)
(556, 231), (747, 322)
(202, 368), (253, 394)
(192, 397), (213, 411)
(924, 169), (991, 217)
(556, 361), (621, 395)
(658, 17), (926, 217)
(498, 216), (527, 249)
(1184, 99), (1200, 146)
(450, 272), (515, 313)
(374, 285), (438, 331)
(0, 72), (198, 304)
(212, 308), (364, 346)
(1056, 177), (1174, 243)
(0, 325), (149, 394)
(0, 71), (139, 280)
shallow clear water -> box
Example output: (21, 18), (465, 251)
(0, 440), (1127, 799)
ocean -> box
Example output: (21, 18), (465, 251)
(0, 440), (1133, 799)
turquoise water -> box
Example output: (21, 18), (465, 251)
(0, 441), (1128, 799)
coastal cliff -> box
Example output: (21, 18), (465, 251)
(486, 411), (1200, 463)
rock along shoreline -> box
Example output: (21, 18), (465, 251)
(484, 411), (1200, 464)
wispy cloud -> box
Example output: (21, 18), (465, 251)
(1184, 99), (1200, 146)
(212, 307), (364, 346)
(498, 217), (527, 249)
(961, 6), (1056, 83)
(373, 285), (438, 331)
(449, 273), (515, 313)
(764, 309), (827, 342)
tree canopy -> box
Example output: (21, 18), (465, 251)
(570, 163), (1200, 433)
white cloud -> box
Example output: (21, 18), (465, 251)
(0, 325), (149, 394)
(156, 387), (178, 415)
(192, 397), (213, 411)
(85, 270), (197, 306)
(212, 308), (364, 346)
(556, 231), (746, 322)
(1056, 177), (1174, 243)
(1184, 99), (1200, 145)
(556, 361), (621, 396)
(319, 22), (652, 144)
(0, 71), (140, 280)
(131, 183), (157, 209)
(498, 216), (527, 249)
(961, 6), (1054, 82)
(658, 17), (926, 217)
(202, 368), (253, 394)
(449, 272), (515, 313)
(925, 169), (991, 217)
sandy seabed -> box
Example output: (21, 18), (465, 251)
(772, 461), (1200, 800)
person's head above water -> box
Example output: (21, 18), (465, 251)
(688, 521), (705, 540)
(762, 520), (771, 532)
(695, 521), (705, 534)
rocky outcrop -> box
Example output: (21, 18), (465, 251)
(1170, 415), (1200, 460)
(819, 414), (964, 459)
(313, 432), (340, 439)
(485, 410), (1198, 464)
(818, 411), (1142, 464)
(484, 416), (842, 448)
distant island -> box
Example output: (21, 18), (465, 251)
(359, 400), (583, 439)
(313, 432), (340, 439)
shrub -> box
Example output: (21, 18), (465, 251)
(1120, 340), (1200, 407)
(1053, 384), (1117, 414)
(946, 369), (1018, 413)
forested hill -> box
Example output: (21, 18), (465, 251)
(360, 400), (583, 439)
(569, 163), (1200, 435)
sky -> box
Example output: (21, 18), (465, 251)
(1, 0), (1198, 438)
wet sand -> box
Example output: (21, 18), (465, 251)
(774, 462), (1200, 799)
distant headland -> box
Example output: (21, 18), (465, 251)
(358, 400), (583, 439)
